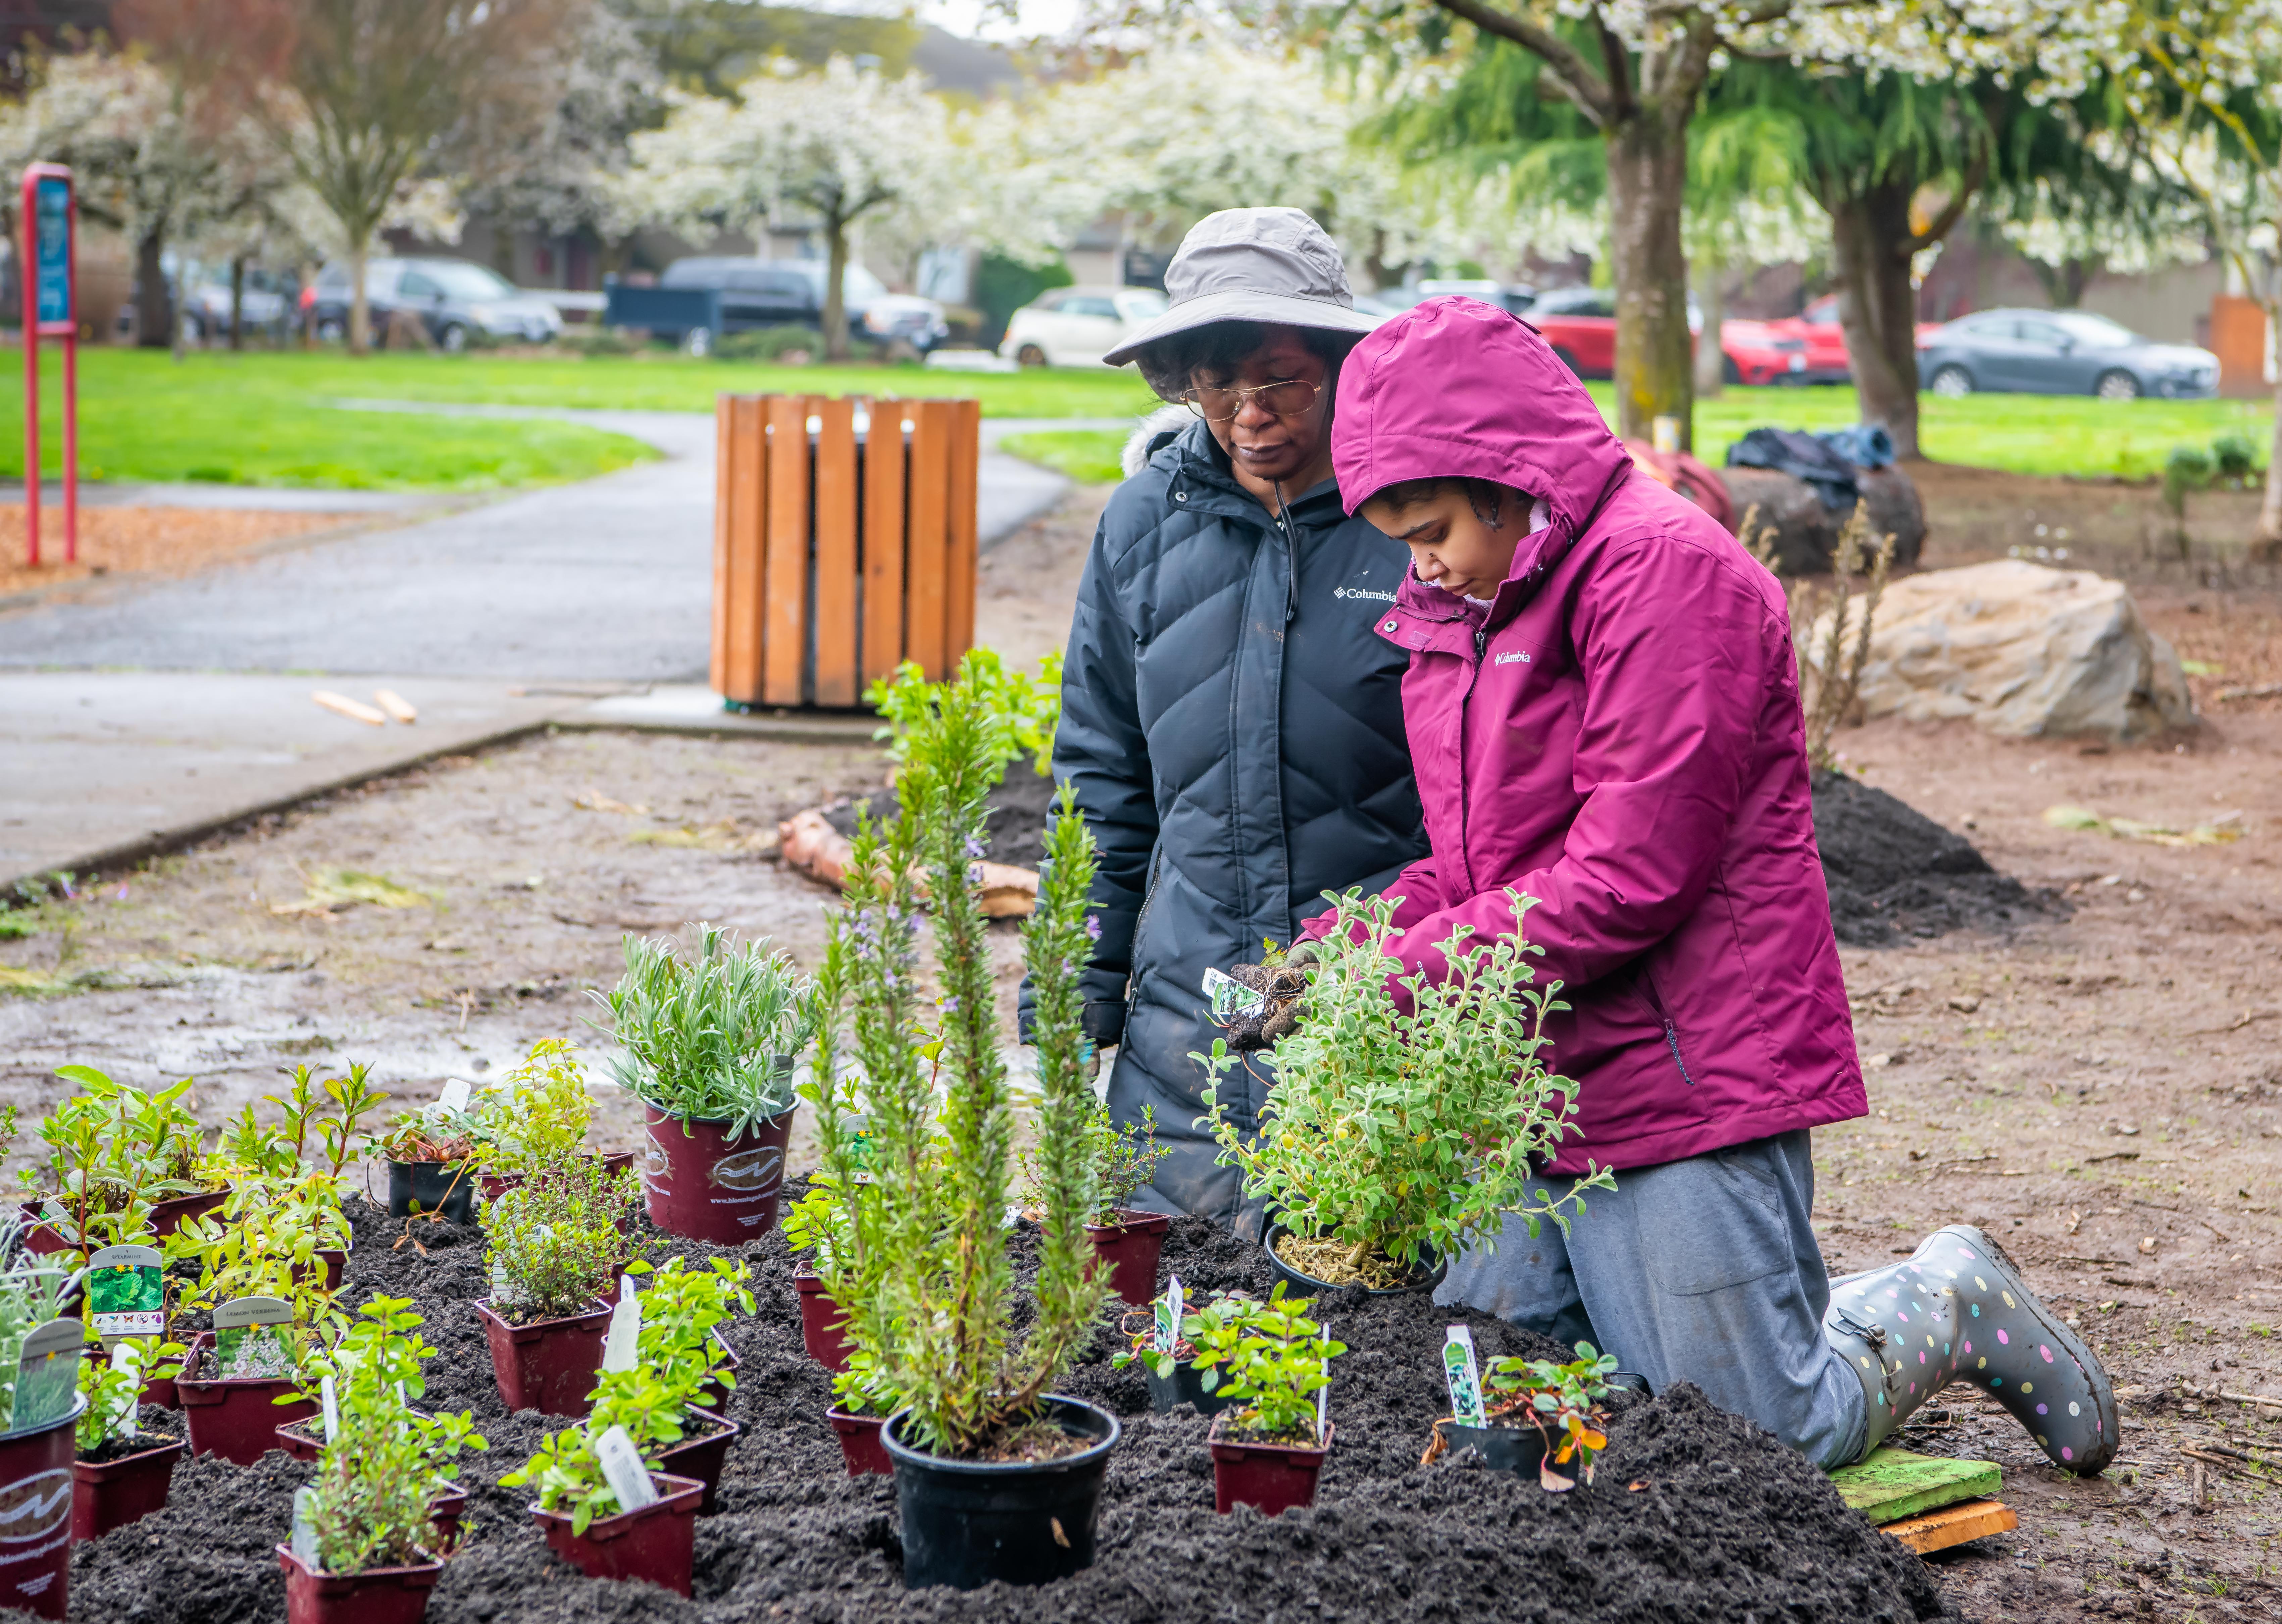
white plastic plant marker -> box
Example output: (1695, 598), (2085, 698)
(106, 1341), (140, 1439)
(593, 1424), (657, 1514)
(437, 1078), (471, 1113)
(601, 1278), (642, 1374)
(319, 1375), (339, 1444)
(1201, 967), (1266, 1021)
(1443, 1325), (1486, 1428)
(1155, 1276), (1184, 1354)
(291, 1487), (319, 1566)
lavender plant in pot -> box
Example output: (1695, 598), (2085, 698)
(809, 659), (1117, 1590)
(1199, 891), (1614, 1294)
(1193, 1285), (1345, 1517)
(595, 926), (813, 1246)
(0, 1238), (87, 1620)
(71, 1332), (187, 1540)
(474, 1154), (643, 1416)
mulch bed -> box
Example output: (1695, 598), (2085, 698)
(50, 1185), (1958, 1624)
(1813, 768), (2052, 946)
(822, 768), (1060, 872)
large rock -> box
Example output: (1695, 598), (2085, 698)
(1811, 560), (2195, 741)
(1722, 464), (1926, 574)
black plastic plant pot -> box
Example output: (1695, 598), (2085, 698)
(1264, 1224), (1446, 1298)
(387, 1161), (476, 1226)
(882, 1397), (1120, 1591)
(1434, 1373), (1649, 1482)
(1143, 1359), (1241, 1418)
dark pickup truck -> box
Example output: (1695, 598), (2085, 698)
(603, 259), (843, 356)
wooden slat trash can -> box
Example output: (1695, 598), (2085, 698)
(712, 393), (981, 709)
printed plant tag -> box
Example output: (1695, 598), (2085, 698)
(1201, 967), (1266, 1021)
(87, 1244), (165, 1338)
(1443, 1325), (1486, 1428)
(107, 1342), (141, 1439)
(291, 1486), (319, 1566)
(593, 1424), (657, 1514)
(319, 1375), (340, 1444)
(213, 1296), (294, 1382)
(601, 1278), (642, 1374)
(1154, 1276), (1184, 1353)
(437, 1078), (472, 1113)
(9, 1319), (83, 1432)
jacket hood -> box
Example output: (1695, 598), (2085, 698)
(1331, 297), (1633, 617)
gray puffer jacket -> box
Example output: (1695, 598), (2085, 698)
(1054, 411), (1424, 1228)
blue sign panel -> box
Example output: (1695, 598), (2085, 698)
(33, 176), (69, 327)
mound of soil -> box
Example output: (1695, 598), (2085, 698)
(56, 1188), (1957, 1624)
(1813, 769), (2050, 946)
(822, 768), (1060, 872)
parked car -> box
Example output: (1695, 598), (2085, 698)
(1719, 320), (1815, 386)
(1751, 294), (1854, 383)
(999, 286), (1170, 368)
(305, 257), (562, 349)
(1353, 281), (1534, 320)
(1522, 285), (1702, 378)
(1916, 308), (2219, 399)
(603, 257), (915, 355)
(181, 277), (291, 341)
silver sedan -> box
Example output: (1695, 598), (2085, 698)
(1918, 309), (2218, 400)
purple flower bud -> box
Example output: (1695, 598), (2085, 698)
(1084, 914), (1102, 941)
(963, 834), (986, 859)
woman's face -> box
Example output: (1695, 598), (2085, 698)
(1189, 325), (1334, 500)
(1360, 483), (1532, 602)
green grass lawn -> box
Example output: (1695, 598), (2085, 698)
(999, 429), (1133, 484)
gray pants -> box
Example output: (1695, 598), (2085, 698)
(1436, 1130), (1868, 1468)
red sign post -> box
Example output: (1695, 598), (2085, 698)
(20, 163), (78, 566)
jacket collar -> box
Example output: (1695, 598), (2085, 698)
(1157, 417), (1346, 528)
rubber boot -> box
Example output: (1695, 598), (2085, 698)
(1824, 1223), (2116, 1474)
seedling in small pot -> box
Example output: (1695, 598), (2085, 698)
(1024, 1105), (1172, 1305)
(72, 1332), (188, 1540)
(372, 1097), (489, 1233)
(1110, 1279), (1241, 1418)
(1424, 1341), (1620, 1491)
(475, 1151), (645, 1416)
(174, 1173), (352, 1341)
(26, 1068), (226, 1255)
(218, 1062), (386, 1185)
(466, 1039), (602, 1187)
(1187, 1286), (1343, 1517)
(503, 1384), (707, 1593)
(1197, 890), (1613, 1291)
(634, 1257), (752, 1410)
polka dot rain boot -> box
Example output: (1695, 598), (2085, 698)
(1823, 1223), (2116, 1474)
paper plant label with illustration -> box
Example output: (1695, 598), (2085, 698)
(86, 1245), (165, 1338)
(5, 1321), (83, 1435)
(213, 1296), (294, 1381)
(1442, 1325), (1486, 1428)
(1201, 967), (1266, 1021)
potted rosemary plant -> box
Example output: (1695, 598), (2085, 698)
(594, 925), (813, 1244)
(1199, 890), (1614, 1293)
(1194, 1285), (1345, 1517)
(807, 659), (1116, 1589)
(473, 1151), (643, 1416)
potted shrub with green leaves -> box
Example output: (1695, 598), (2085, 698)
(474, 1153), (643, 1416)
(21, 1068), (229, 1256)
(1425, 1342), (1624, 1491)
(780, 1182), (855, 1374)
(467, 1039), (630, 1202)
(595, 925), (813, 1245)
(1199, 891), (1614, 1294)
(806, 660), (1117, 1589)
(1072, 1105), (1170, 1307)
(71, 1332), (186, 1540)
(0, 1234), (88, 1620)
(1192, 1286), (1345, 1516)
(212, 1063), (384, 1287)
(501, 1402), (705, 1594)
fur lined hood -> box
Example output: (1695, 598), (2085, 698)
(1121, 404), (1195, 478)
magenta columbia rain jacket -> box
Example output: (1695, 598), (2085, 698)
(1305, 296), (1866, 1176)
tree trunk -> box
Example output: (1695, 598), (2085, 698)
(1607, 107), (1694, 446)
(1692, 261), (1727, 400)
(348, 234), (371, 357)
(1827, 181), (1923, 460)
(823, 215), (851, 363)
(229, 255), (246, 351)
(135, 229), (172, 351)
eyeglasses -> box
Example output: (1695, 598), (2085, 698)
(1178, 378), (1321, 422)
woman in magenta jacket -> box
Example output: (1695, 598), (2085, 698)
(1303, 296), (2114, 1473)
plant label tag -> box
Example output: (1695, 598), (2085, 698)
(319, 1375), (339, 1444)
(291, 1487), (319, 1566)
(107, 1341), (140, 1440)
(7, 1317), (83, 1432)
(213, 1296), (294, 1382)
(437, 1078), (472, 1113)
(1443, 1326), (1486, 1428)
(601, 1280), (642, 1374)
(1155, 1276), (1184, 1353)
(1316, 1372), (1329, 1441)
(593, 1424), (656, 1514)
(86, 1244), (165, 1338)
(1201, 967), (1266, 1021)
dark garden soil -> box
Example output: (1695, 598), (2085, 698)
(44, 1187), (1958, 1624)
(1813, 769), (2049, 947)
(822, 767), (1061, 872)
(77, 1407), (182, 1465)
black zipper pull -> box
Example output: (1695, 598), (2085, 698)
(1474, 627), (1487, 661)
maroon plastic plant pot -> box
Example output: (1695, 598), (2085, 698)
(1084, 1209), (1171, 1307)
(657, 1409), (740, 1514)
(71, 1436), (186, 1541)
(149, 1187), (230, 1237)
(276, 1543), (443, 1624)
(531, 1471), (703, 1595)
(640, 1105), (793, 1245)
(0, 1396), (86, 1619)
(428, 1480), (469, 1552)
(473, 1299), (610, 1417)
(828, 1408), (891, 1477)
(1208, 1419), (1333, 1517)
(16, 1221), (72, 1259)
(793, 1271), (852, 1372)
(178, 1332), (317, 1467)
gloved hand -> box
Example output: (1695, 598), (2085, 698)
(1218, 943), (1316, 1051)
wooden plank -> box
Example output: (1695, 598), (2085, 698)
(861, 398), (907, 689)
(1829, 1448), (2004, 1525)
(710, 394), (732, 695)
(812, 397), (860, 706)
(1881, 1498), (2018, 1555)
(944, 396), (980, 665)
(721, 396), (766, 703)
(905, 399), (951, 680)
(762, 394), (812, 707)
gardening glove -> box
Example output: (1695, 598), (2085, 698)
(1217, 943), (1316, 1052)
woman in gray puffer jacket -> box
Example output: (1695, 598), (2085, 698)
(1043, 208), (1424, 1229)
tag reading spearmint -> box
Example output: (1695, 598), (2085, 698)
(601, 1278), (642, 1374)
(1201, 967), (1266, 1021)
(437, 1078), (472, 1113)
(291, 1487), (320, 1566)
(1442, 1325), (1486, 1427)
(1154, 1275), (1185, 1354)
(320, 1375), (340, 1444)
(592, 1424), (657, 1513)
